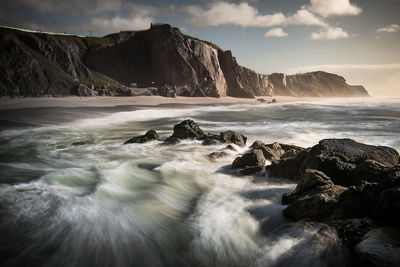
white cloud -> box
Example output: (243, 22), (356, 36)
(84, 15), (152, 33)
(377, 24), (400, 33)
(311, 27), (349, 40)
(287, 9), (327, 27)
(264, 27), (288, 38)
(308, 0), (362, 17)
(183, 2), (327, 28)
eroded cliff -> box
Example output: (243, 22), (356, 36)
(0, 24), (369, 97)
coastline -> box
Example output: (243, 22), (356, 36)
(0, 95), (395, 131)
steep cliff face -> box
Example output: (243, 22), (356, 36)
(0, 24), (369, 98)
(269, 71), (368, 97)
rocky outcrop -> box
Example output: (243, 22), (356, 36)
(124, 130), (158, 144)
(270, 138), (399, 186)
(220, 131), (247, 147)
(0, 25), (369, 97)
(355, 227), (400, 267)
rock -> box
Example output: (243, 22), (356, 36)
(251, 140), (304, 163)
(282, 169), (347, 221)
(162, 136), (181, 145)
(355, 227), (400, 267)
(172, 120), (204, 140)
(71, 141), (86, 146)
(257, 98), (266, 102)
(237, 166), (264, 176)
(271, 98), (277, 103)
(270, 139), (399, 186)
(208, 151), (229, 161)
(225, 144), (237, 151)
(201, 133), (220, 145)
(376, 186), (400, 225)
(124, 130), (158, 144)
(332, 218), (378, 248)
(220, 131), (247, 147)
(77, 84), (97, 96)
(232, 149), (265, 169)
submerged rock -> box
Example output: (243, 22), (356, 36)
(208, 151), (229, 161)
(201, 133), (221, 146)
(162, 136), (181, 145)
(355, 227), (400, 267)
(124, 130), (158, 144)
(220, 130), (247, 147)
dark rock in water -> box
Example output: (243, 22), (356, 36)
(124, 130), (158, 144)
(270, 139), (399, 186)
(271, 98), (277, 103)
(226, 144), (237, 151)
(208, 151), (229, 161)
(332, 218), (378, 248)
(202, 133), (220, 145)
(220, 130), (247, 147)
(282, 169), (347, 221)
(257, 98), (266, 102)
(251, 140), (305, 164)
(355, 227), (400, 267)
(232, 149), (266, 172)
(71, 141), (87, 146)
(172, 120), (204, 140)
(376, 186), (400, 226)
(269, 149), (309, 181)
(237, 166), (264, 176)
(163, 136), (181, 145)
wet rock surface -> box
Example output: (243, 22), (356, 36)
(124, 130), (158, 144)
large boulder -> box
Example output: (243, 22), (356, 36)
(172, 120), (204, 139)
(232, 149), (266, 175)
(282, 169), (347, 221)
(355, 227), (400, 267)
(124, 130), (158, 144)
(269, 139), (399, 186)
(376, 187), (400, 225)
(220, 131), (247, 147)
(250, 140), (304, 163)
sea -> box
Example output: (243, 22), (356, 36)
(0, 98), (399, 267)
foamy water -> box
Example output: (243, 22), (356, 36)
(0, 99), (399, 266)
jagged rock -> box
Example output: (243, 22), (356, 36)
(124, 130), (158, 144)
(157, 85), (176, 98)
(201, 133), (220, 145)
(376, 186), (400, 225)
(332, 218), (378, 248)
(170, 120), (204, 140)
(232, 149), (265, 168)
(282, 169), (347, 221)
(269, 139), (399, 186)
(162, 136), (181, 145)
(250, 141), (304, 163)
(220, 131), (247, 147)
(208, 151), (229, 161)
(355, 227), (400, 267)
(226, 144), (237, 151)
(237, 166), (264, 176)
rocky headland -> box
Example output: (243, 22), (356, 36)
(0, 24), (368, 98)
(123, 120), (400, 266)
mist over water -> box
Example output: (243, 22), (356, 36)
(0, 99), (399, 267)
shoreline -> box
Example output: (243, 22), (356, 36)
(0, 95), (396, 131)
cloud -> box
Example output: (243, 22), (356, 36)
(265, 27), (288, 38)
(377, 24), (400, 32)
(182, 2), (326, 28)
(308, 0), (362, 17)
(81, 4), (157, 33)
(311, 27), (349, 40)
(287, 9), (328, 27)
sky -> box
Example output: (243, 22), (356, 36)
(1, 0), (399, 97)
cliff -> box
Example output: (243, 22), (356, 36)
(0, 24), (369, 98)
